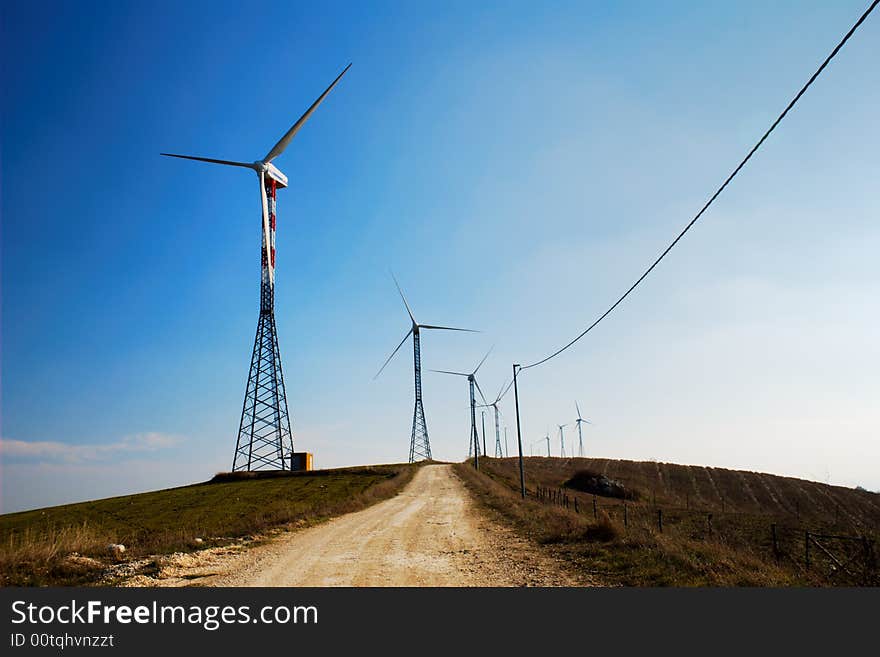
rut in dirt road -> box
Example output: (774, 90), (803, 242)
(212, 463), (587, 587)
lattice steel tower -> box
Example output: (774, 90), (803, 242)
(232, 177), (294, 471)
(409, 328), (431, 461)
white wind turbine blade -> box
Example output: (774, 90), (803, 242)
(160, 153), (256, 169)
(473, 378), (489, 406)
(472, 345), (494, 375)
(264, 63), (352, 163)
(373, 329), (412, 381)
(259, 171), (273, 286)
(498, 377), (515, 401)
(391, 272), (417, 325)
(429, 369), (468, 377)
(576, 400), (582, 419)
(374, 327), (414, 379)
(418, 324), (478, 332)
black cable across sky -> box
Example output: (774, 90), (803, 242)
(519, 0), (878, 372)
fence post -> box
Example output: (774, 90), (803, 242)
(796, 500), (800, 521)
(686, 493), (689, 510)
(771, 523), (779, 561)
(593, 495), (598, 520)
(658, 509), (663, 533)
(805, 531), (810, 570)
(707, 513), (713, 536)
(574, 498), (579, 514)
(623, 502), (628, 528)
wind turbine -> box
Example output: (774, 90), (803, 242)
(575, 401), (593, 458)
(375, 275), (476, 462)
(431, 346), (493, 469)
(558, 424), (568, 458)
(161, 64), (351, 471)
(478, 380), (508, 459)
(545, 432), (551, 457)
(530, 438), (545, 457)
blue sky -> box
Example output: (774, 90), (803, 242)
(2, 1), (878, 512)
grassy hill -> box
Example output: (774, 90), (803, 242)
(0, 464), (418, 586)
(456, 457), (879, 586)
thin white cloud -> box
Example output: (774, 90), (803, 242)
(0, 433), (181, 464)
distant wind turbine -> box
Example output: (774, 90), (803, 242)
(375, 274), (477, 462)
(575, 401), (593, 457)
(558, 424), (568, 458)
(478, 381), (509, 459)
(431, 346), (493, 469)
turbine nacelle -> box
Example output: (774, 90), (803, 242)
(373, 274), (478, 380)
(255, 161), (288, 188)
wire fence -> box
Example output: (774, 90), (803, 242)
(534, 485), (878, 585)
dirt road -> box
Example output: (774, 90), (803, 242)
(195, 464), (584, 587)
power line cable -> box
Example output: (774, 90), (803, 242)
(520, 0), (878, 371)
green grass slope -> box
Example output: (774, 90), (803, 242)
(1, 464), (417, 586)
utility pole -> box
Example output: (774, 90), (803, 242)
(470, 377), (479, 470)
(481, 411), (487, 457)
(512, 363), (525, 499)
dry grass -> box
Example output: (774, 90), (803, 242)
(0, 463), (419, 586)
(454, 459), (876, 586)
(503, 456), (880, 530)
